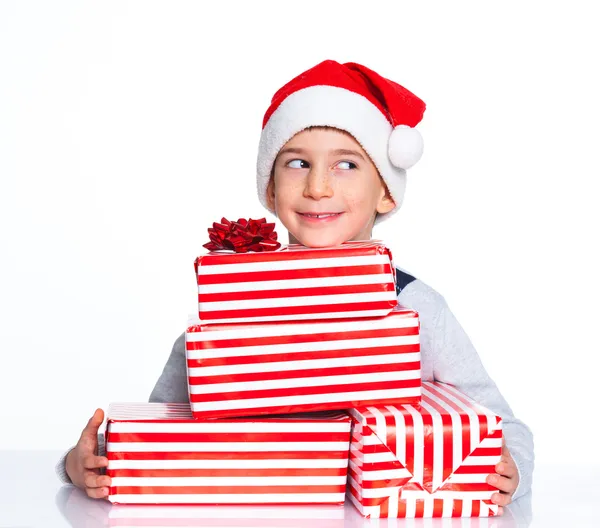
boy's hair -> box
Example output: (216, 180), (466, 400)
(268, 126), (392, 222)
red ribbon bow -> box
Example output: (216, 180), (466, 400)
(203, 217), (281, 253)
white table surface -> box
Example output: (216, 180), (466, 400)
(0, 451), (598, 527)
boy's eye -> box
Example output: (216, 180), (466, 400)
(335, 161), (357, 170)
(286, 159), (309, 169)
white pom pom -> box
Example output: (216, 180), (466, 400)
(388, 125), (424, 169)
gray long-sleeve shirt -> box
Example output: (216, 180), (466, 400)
(55, 267), (534, 499)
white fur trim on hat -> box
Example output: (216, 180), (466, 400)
(256, 85), (416, 225)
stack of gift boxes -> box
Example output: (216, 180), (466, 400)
(104, 225), (503, 519)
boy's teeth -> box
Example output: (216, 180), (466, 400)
(305, 213), (337, 218)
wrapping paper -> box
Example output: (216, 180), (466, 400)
(107, 504), (345, 528)
(105, 403), (351, 505)
(195, 241), (397, 324)
(348, 382), (503, 518)
(185, 306), (420, 419)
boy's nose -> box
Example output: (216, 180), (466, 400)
(303, 166), (334, 200)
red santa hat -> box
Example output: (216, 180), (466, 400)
(256, 60), (426, 224)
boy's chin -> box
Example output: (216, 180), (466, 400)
(289, 230), (352, 248)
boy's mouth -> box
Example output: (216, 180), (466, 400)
(297, 212), (344, 223)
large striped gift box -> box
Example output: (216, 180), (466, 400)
(185, 305), (421, 419)
(105, 403), (352, 505)
(195, 240), (398, 324)
(107, 504), (346, 528)
(347, 382), (503, 519)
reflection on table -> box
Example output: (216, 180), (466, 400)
(54, 485), (532, 528)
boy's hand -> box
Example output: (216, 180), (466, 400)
(65, 408), (111, 500)
(487, 441), (519, 510)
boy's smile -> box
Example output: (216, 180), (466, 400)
(266, 127), (396, 248)
(297, 212), (343, 222)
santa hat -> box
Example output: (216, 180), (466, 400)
(256, 60), (426, 224)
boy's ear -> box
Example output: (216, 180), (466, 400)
(376, 184), (396, 214)
(266, 176), (276, 211)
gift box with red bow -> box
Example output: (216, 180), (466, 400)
(105, 403), (352, 505)
(196, 217), (398, 324)
(185, 305), (420, 420)
(347, 382), (503, 518)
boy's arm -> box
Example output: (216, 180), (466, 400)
(149, 332), (189, 403)
(431, 297), (534, 500)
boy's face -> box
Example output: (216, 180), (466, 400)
(266, 127), (395, 247)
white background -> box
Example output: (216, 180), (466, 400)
(1, 0), (598, 470)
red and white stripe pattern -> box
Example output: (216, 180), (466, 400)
(348, 382), (503, 518)
(108, 504), (346, 527)
(105, 403), (351, 505)
(195, 241), (398, 324)
(186, 306), (420, 419)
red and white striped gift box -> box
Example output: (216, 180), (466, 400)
(195, 241), (397, 324)
(105, 403), (351, 505)
(185, 306), (420, 419)
(347, 382), (503, 519)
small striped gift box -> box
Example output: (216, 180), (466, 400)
(105, 403), (352, 505)
(348, 382), (503, 519)
(185, 305), (421, 419)
(195, 240), (397, 324)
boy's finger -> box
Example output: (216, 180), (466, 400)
(491, 491), (511, 507)
(495, 460), (518, 478)
(84, 470), (101, 489)
(82, 454), (109, 470)
(487, 474), (515, 494)
(82, 409), (105, 437)
(85, 486), (109, 500)
(84, 471), (111, 488)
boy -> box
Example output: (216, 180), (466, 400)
(56, 60), (534, 510)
